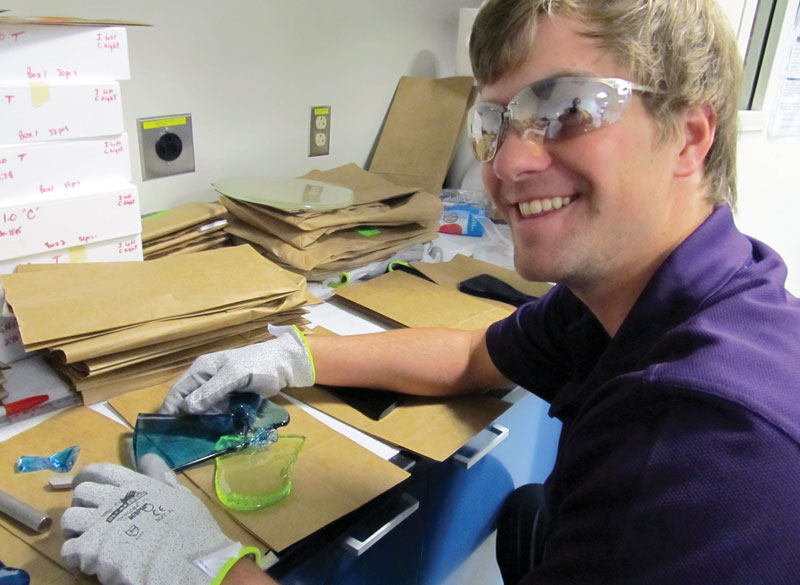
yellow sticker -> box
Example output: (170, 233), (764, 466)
(142, 117), (187, 130)
(29, 82), (51, 107)
(68, 245), (88, 263)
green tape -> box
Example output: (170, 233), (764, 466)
(357, 228), (381, 237)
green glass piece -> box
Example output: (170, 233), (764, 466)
(214, 434), (305, 511)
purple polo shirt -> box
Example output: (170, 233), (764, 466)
(486, 205), (800, 584)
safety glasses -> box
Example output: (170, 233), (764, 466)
(469, 76), (660, 162)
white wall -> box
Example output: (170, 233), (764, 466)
(3, 0), (798, 293)
(2, 0), (480, 212)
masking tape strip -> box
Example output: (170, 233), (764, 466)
(68, 245), (88, 263)
(29, 82), (51, 107)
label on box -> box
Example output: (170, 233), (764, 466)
(0, 135), (131, 205)
(0, 81), (124, 144)
(0, 185), (142, 261)
(439, 203), (486, 237)
(0, 25), (130, 82)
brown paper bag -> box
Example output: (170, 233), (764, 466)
(368, 76), (476, 195)
(3, 245), (303, 346)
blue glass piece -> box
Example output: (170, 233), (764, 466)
(0, 562), (31, 585)
(14, 445), (80, 474)
(133, 392), (289, 472)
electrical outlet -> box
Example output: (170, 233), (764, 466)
(137, 114), (195, 180)
(309, 105), (331, 157)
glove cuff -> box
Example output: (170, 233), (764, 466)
(196, 543), (262, 585)
(267, 324), (316, 386)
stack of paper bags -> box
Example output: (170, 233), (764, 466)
(142, 201), (230, 260)
(0, 245), (317, 404)
(219, 164), (443, 281)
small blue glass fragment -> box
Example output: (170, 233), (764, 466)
(14, 445), (80, 474)
(0, 561), (31, 585)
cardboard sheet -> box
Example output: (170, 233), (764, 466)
(285, 384), (510, 462)
(334, 269), (513, 329)
(0, 405), (263, 569)
(369, 76), (475, 196)
(109, 383), (410, 553)
(3, 245), (304, 346)
(1, 525), (93, 584)
(410, 254), (553, 299)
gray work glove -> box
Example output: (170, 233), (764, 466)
(61, 454), (260, 585)
(161, 325), (315, 415)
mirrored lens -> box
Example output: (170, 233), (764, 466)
(510, 77), (631, 141)
(469, 77), (638, 162)
(469, 103), (505, 162)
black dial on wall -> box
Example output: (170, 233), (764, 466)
(155, 132), (183, 162)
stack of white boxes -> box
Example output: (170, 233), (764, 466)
(0, 21), (142, 363)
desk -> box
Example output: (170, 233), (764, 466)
(0, 243), (562, 585)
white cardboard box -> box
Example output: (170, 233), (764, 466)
(0, 81), (124, 144)
(0, 134), (131, 205)
(0, 25), (129, 82)
(0, 184), (142, 261)
(0, 232), (143, 363)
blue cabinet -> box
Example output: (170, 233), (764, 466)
(419, 392), (561, 585)
(271, 392), (561, 585)
(271, 468), (428, 585)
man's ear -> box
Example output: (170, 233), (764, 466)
(674, 103), (716, 178)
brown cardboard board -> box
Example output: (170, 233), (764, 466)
(285, 384), (510, 462)
(334, 269), (513, 329)
(1, 525), (95, 584)
(369, 76), (476, 196)
(410, 254), (553, 299)
(0, 405), (263, 569)
(108, 383), (410, 553)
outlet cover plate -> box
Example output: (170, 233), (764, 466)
(137, 113), (195, 180)
(309, 105), (330, 157)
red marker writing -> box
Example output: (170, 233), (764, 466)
(0, 394), (49, 420)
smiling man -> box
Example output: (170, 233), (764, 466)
(61, 1), (800, 584)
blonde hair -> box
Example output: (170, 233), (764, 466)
(470, 0), (742, 207)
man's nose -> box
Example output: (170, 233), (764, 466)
(491, 126), (552, 179)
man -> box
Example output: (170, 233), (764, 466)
(61, 1), (800, 584)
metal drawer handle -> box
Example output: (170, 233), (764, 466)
(453, 424), (509, 469)
(341, 493), (419, 556)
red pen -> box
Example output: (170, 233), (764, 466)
(0, 394), (49, 420)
